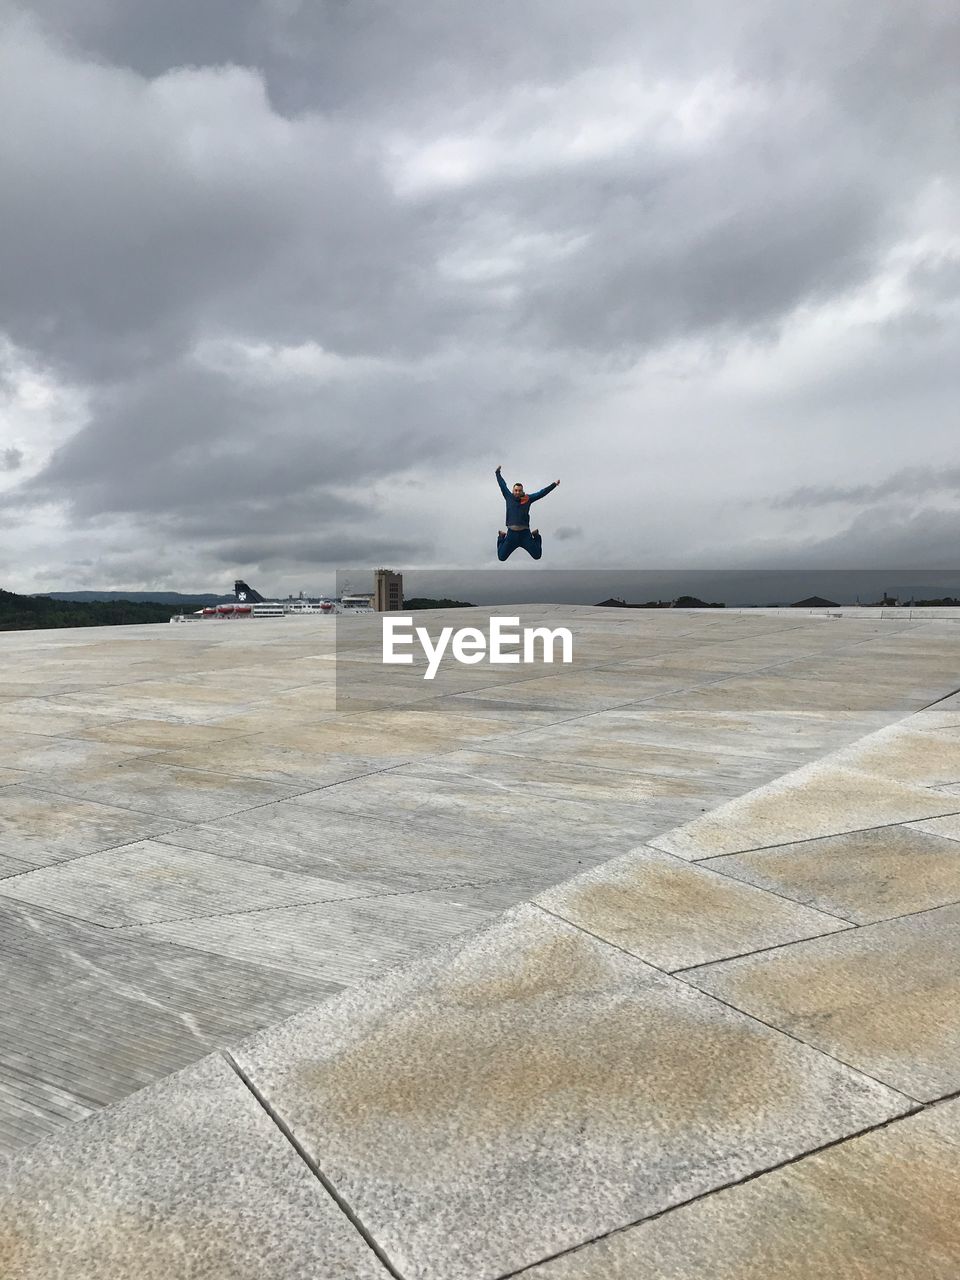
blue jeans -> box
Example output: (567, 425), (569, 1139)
(497, 528), (542, 561)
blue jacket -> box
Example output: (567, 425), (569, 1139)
(497, 471), (557, 527)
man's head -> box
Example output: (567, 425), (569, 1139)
(512, 483), (525, 497)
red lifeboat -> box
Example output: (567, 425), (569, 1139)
(320, 601), (334, 612)
(216, 603), (235, 615)
(234, 604), (252, 615)
(202, 607), (217, 617)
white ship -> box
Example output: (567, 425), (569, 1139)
(171, 581), (364, 621)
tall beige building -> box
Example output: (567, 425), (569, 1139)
(374, 568), (403, 611)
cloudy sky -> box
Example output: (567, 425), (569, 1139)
(0, 0), (958, 595)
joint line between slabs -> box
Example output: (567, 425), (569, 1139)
(494, 1103), (925, 1280)
(684, 806), (960, 861)
(529, 903), (921, 1104)
(221, 1049), (407, 1280)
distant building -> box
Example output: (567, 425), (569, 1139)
(790, 596), (840, 608)
(374, 568), (404, 612)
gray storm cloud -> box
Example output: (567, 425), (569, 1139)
(0, 0), (958, 591)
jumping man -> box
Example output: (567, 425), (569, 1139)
(495, 465), (560, 561)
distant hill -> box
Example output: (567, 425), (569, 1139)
(0, 587), (211, 631)
(403, 597), (475, 609)
(40, 591), (231, 604)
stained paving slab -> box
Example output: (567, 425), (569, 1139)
(534, 845), (849, 969)
(234, 904), (911, 1280)
(710, 823), (960, 924)
(0, 1053), (390, 1280)
(524, 1099), (960, 1280)
(3, 608), (960, 1276)
(685, 901), (960, 1101)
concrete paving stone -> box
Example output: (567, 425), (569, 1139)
(441, 693), (585, 723)
(0, 851), (34, 879)
(911, 812), (960, 842)
(262, 712), (502, 755)
(51, 682), (264, 722)
(712, 825), (960, 924)
(525, 1099), (960, 1280)
(570, 706), (876, 761)
(401, 749), (743, 806)
(0, 733), (152, 775)
(598, 650), (792, 674)
(767, 654), (960, 687)
(0, 1061), (98, 1154)
(472, 726), (789, 785)
(651, 763), (960, 860)
(135, 888), (511, 985)
(651, 675), (921, 717)
(0, 786), (179, 866)
(25, 760), (308, 823)
(0, 700), (129, 738)
(685, 902), (960, 1101)
(0, 681), (91, 697)
(235, 904), (910, 1280)
(133, 738), (392, 787)
(0, 840), (382, 927)
(0, 1053), (390, 1280)
(296, 770), (683, 854)
(155, 800), (574, 890)
(0, 898), (340, 1159)
(75, 719), (244, 749)
(833, 725), (960, 789)
(535, 847), (848, 970)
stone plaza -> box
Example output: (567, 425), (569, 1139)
(1, 605), (959, 1277)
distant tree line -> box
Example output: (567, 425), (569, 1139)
(401, 597), (476, 609)
(0, 588), (208, 631)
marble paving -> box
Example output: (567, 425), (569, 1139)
(2, 607), (960, 1277)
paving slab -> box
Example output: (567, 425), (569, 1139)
(134, 888), (507, 985)
(712, 825), (960, 923)
(401, 749), (741, 806)
(685, 903), (960, 1101)
(235, 904), (910, 1280)
(834, 725), (960, 788)
(135, 739), (393, 787)
(0, 1053), (389, 1280)
(911, 812), (960, 842)
(0, 733), (149, 775)
(74, 719), (259, 749)
(298, 767), (674, 843)
(0, 840), (381, 927)
(0, 851), (34, 879)
(0, 899), (337, 1156)
(651, 763), (960, 860)
(0, 786), (179, 866)
(651, 674), (921, 717)
(535, 847), (848, 970)
(525, 1099), (960, 1279)
(4, 609), (960, 1163)
(25, 761), (308, 823)
(507, 705), (876, 761)
(155, 800), (579, 890)
(499, 726), (808, 780)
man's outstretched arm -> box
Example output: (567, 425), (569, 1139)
(528, 479), (560, 503)
(495, 464), (510, 498)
